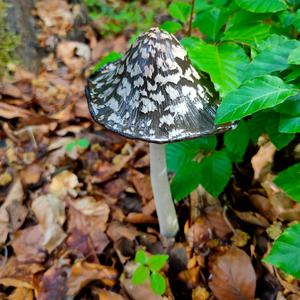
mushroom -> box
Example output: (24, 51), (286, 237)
(85, 28), (234, 237)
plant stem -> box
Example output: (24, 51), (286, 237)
(187, 0), (195, 36)
(149, 143), (179, 237)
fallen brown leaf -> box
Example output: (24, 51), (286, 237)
(0, 257), (44, 289)
(0, 102), (32, 119)
(0, 178), (26, 244)
(11, 225), (46, 263)
(187, 218), (211, 249)
(178, 267), (201, 289)
(93, 289), (125, 300)
(8, 287), (33, 300)
(209, 247), (256, 300)
(66, 228), (99, 262)
(107, 221), (140, 242)
(251, 142), (276, 181)
(67, 261), (118, 296)
(129, 169), (153, 201)
(122, 278), (163, 300)
(49, 170), (79, 198)
(233, 210), (270, 227)
(20, 164), (43, 186)
(37, 266), (68, 300)
(204, 206), (232, 239)
(67, 199), (110, 254)
(32, 194), (66, 252)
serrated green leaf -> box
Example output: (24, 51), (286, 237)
(92, 51), (123, 72)
(274, 163), (300, 201)
(198, 151), (232, 197)
(222, 22), (270, 44)
(224, 120), (249, 162)
(132, 265), (150, 285)
(135, 250), (148, 264)
(265, 112), (295, 149)
(288, 45), (300, 65)
(77, 138), (90, 149)
(183, 42), (248, 96)
(160, 21), (182, 33)
(279, 115), (300, 133)
(215, 75), (298, 124)
(264, 223), (300, 279)
(166, 136), (217, 173)
(169, 1), (191, 23)
(235, 0), (287, 13)
(193, 7), (230, 41)
(243, 35), (300, 81)
(148, 255), (169, 272)
(171, 160), (203, 201)
(150, 272), (166, 295)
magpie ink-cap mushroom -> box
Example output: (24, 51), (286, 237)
(86, 27), (234, 237)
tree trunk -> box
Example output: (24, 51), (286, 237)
(6, 0), (42, 73)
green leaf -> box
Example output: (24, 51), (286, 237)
(166, 136), (217, 173)
(150, 272), (166, 295)
(243, 35), (300, 81)
(274, 163), (300, 201)
(285, 67), (300, 82)
(224, 120), (249, 162)
(264, 223), (300, 279)
(274, 95), (300, 116)
(215, 75), (298, 124)
(171, 160), (203, 201)
(288, 45), (300, 65)
(77, 138), (90, 149)
(132, 265), (150, 285)
(279, 115), (300, 133)
(92, 51), (123, 72)
(183, 42), (248, 96)
(235, 0), (287, 13)
(222, 22), (270, 45)
(193, 7), (230, 41)
(265, 112), (295, 149)
(148, 255), (169, 272)
(169, 1), (191, 23)
(228, 10), (269, 26)
(160, 21), (182, 33)
(65, 141), (76, 153)
(246, 111), (266, 144)
(293, 9), (300, 31)
(135, 250), (148, 265)
(198, 151), (232, 197)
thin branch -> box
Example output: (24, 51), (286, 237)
(187, 0), (196, 36)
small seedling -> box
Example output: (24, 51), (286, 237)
(65, 138), (90, 153)
(131, 249), (168, 295)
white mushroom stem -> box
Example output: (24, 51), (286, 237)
(149, 143), (179, 237)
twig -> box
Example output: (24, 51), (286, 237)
(187, 0), (196, 36)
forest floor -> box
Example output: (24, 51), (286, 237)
(0, 1), (300, 299)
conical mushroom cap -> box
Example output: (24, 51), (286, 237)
(86, 27), (233, 143)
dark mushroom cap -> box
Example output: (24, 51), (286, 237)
(86, 27), (234, 143)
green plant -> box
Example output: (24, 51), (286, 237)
(0, 0), (19, 78)
(84, 0), (166, 39)
(65, 138), (90, 153)
(131, 250), (168, 295)
(162, 0), (300, 278)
